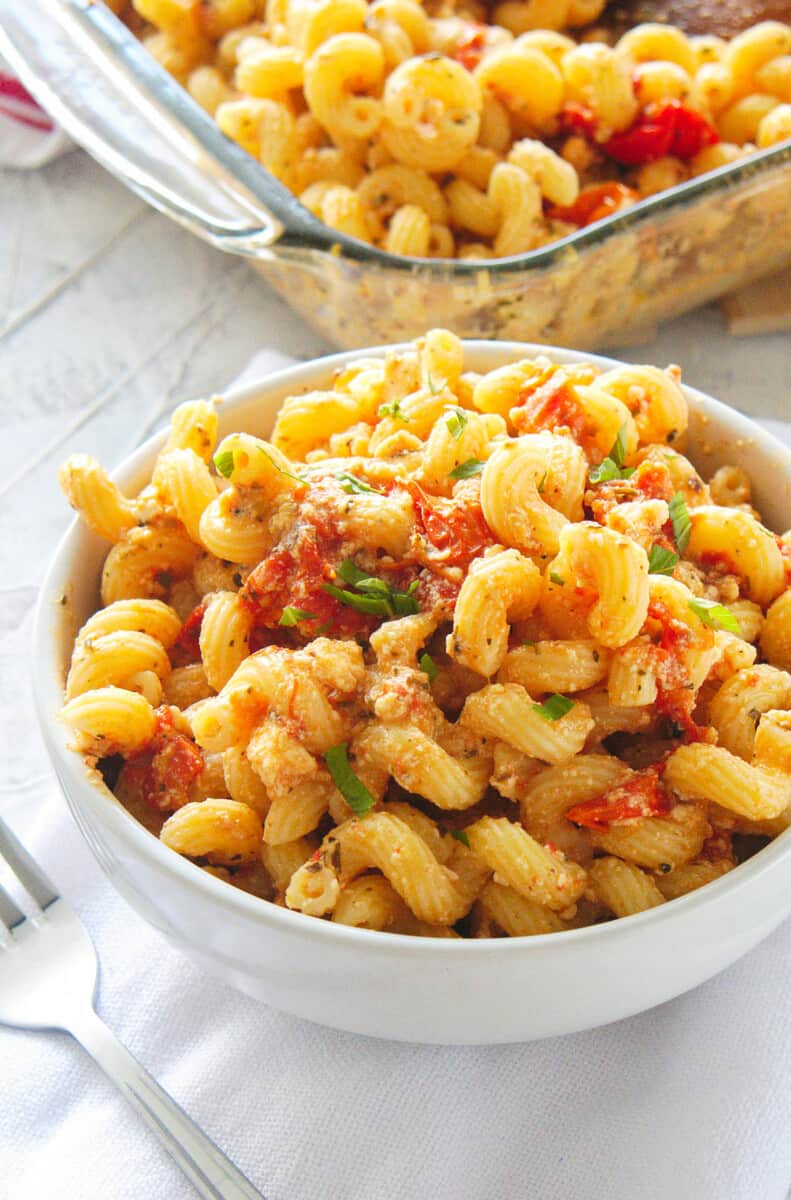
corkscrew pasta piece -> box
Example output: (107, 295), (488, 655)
(589, 857), (665, 918)
(304, 33), (384, 144)
(465, 816), (587, 910)
(519, 753), (629, 837)
(590, 803), (710, 869)
(595, 364), (688, 445)
(686, 506), (786, 606)
(59, 455), (139, 543)
(65, 630), (171, 699)
(353, 723), (488, 810)
(331, 875), (408, 929)
(286, 812), (487, 925)
(100, 521), (199, 605)
(199, 590), (254, 690)
(381, 55), (482, 172)
(657, 860), (734, 901)
(61, 686), (158, 757)
(160, 797), (263, 864)
(709, 665), (791, 761)
(480, 434), (586, 557)
(155, 448), (218, 542)
(75, 598), (183, 649)
(461, 683), (593, 765)
(478, 882), (568, 937)
(475, 42), (565, 131)
(542, 523), (650, 649)
(448, 548), (541, 677)
(663, 741), (791, 821)
(59, 332), (791, 937)
(499, 640), (611, 695)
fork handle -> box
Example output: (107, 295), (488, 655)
(68, 1008), (266, 1199)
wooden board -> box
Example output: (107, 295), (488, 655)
(720, 266), (791, 337)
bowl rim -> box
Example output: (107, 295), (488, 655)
(33, 338), (791, 957)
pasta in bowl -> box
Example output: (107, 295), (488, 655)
(35, 334), (791, 1042)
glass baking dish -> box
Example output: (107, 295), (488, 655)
(3, 0), (791, 350)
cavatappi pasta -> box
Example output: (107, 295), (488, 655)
(59, 332), (791, 938)
(112, 1), (791, 260)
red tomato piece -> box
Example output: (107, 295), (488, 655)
(123, 706), (204, 812)
(170, 601), (207, 667)
(454, 26), (486, 71)
(559, 102), (599, 139)
(408, 482), (494, 569)
(567, 768), (671, 830)
(548, 182), (638, 226)
(603, 101), (719, 165)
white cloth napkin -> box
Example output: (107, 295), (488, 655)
(1, 354), (790, 1200)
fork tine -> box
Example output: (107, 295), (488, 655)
(0, 816), (58, 911)
(0, 881), (25, 932)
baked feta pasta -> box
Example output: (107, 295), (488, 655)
(108, 0), (791, 259)
(59, 332), (791, 937)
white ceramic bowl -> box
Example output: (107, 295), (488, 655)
(34, 342), (791, 1045)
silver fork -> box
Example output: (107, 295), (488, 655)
(0, 814), (266, 1199)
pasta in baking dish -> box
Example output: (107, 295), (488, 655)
(110, 0), (791, 260)
(58, 332), (791, 938)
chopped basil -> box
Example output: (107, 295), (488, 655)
(647, 544), (679, 575)
(336, 559), (370, 587)
(324, 743), (375, 816)
(669, 491), (691, 555)
(336, 471), (381, 495)
(419, 652), (438, 682)
(323, 560), (420, 618)
(448, 458), (485, 480)
(450, 830), (470, 848)
(532, 694), (575, 721)
(549, 571), (565, 587)
(322, 583), (391, 616)
(610, 423), (629, 469)
(588, 423), (635, 484)
(213, 449), (234, 479)
(378, 397), (409, 421)
(537, 469), (548, 495)
(687, 598), (742, 634)
(278, 606), (317, 626)
(446, 407), (469, 440)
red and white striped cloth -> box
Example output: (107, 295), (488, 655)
(0, 59), (71, 169)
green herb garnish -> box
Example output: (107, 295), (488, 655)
(448, 458), (485, 480)
(549, 571), (565, 587)
(323, 560), (420, 618)
(419, 652), (438, 682)
(669, 491), (691, 555)
(213, 449), (235, 479)
(446, 407), (469, 440)
(687, 598), (741, 634)
(278, 606), (317, 626)
(450, 830), (470, 848)
(378, 397), (410, 421)
(532, 694), (575, 721)
(647, 545), (679, 575)
(588, 423), (635, 484)
(537, 469), (548, 495)
(324, 744), (376, 816)
(336, 471), (381, 495)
